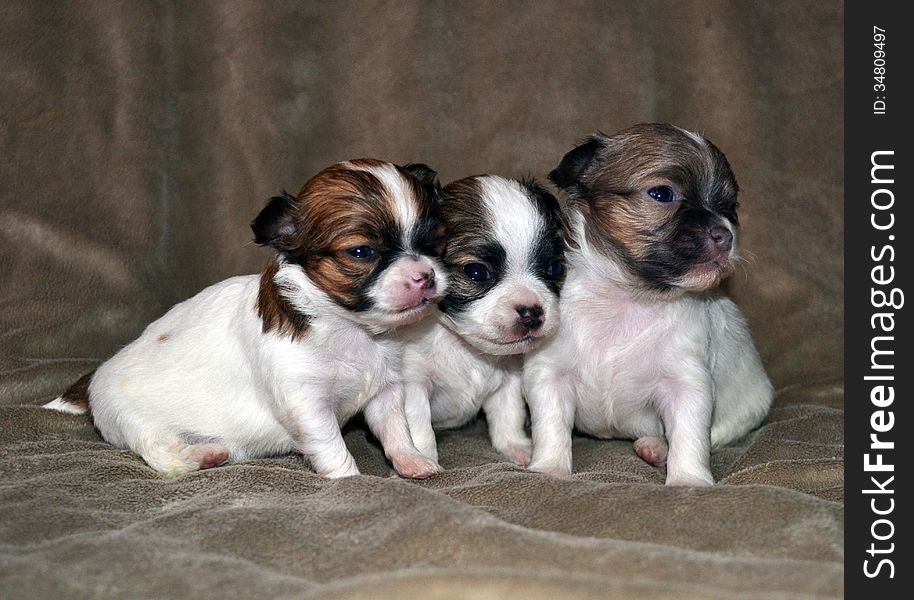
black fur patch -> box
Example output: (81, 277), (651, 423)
(522, 178), (567, 293)
(251, 191), (299, 252)
(530, 229), (566, 294)
(549, 137), (603, 191)
(58, 370), (95, 413)
(402, 164), (446, 259)
(438, 178), (507, 315)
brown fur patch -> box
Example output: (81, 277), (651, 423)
(283, 162), (405, 310)
(60, 370), (95, 413)
(257, 261), (311, 340)
(582, 127), (696, 257)
(156, 334), (169, 343)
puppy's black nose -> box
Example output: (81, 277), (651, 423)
(709, 226), (733, 252)
(516, 305), (544, 330)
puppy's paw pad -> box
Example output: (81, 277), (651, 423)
(181, 444), (230, 471)
(498, 440), (533, 467)
(392, 453), (441, 479)
(200, 450), (229, 469)
(633, 437), (668, 467)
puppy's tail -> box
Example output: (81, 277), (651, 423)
(43, 370), (95, 415)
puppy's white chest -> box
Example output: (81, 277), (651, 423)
(430, 352), (503, 427)
(404, 323), (505, 428)
(300, 323), (398, 419)
(561, 288), (691, 438)
(572, 290), (666, 373)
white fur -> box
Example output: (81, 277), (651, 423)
(480, 177), (542, 276)
(348, 161), (418, 243)
(42, 397), (87, 415)
(524, 215), (773, 485)
(680, 126), (708, 147)
(401, 176), (562, 465)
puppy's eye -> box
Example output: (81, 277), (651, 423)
(647, 186), (675, 203)
(462, 263), (492, 282)
(346, 245), (376, 259)
(545, 260), (565, 279)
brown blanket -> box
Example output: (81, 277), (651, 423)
(1, 1), (843, 598)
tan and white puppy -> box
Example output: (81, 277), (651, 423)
(524, 123), (773, 486)
(45, 160), (448, 479)
(401, 176), (566, 465)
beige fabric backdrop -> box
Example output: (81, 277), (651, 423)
(1, 2), (843, 598)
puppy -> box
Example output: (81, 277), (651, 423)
(524, 123), (773, 486)
(401, 175), (566, 465)
(45, 159), (448, 479)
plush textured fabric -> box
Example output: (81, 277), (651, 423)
(1, 1), (843, 598)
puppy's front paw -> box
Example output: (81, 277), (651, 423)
(633, 436), (668, 467)
(665, 471), (715, 487)
(391, 452), (441, 479)
(496, 438), (533, 467)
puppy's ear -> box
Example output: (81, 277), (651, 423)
(402, 163), (443, 202)
(549, 135), (605, 191)
(251, 191), (299, 252)
(401, 163), (438, 185)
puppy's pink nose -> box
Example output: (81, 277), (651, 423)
(516, 305), (544, 330)
(709, 226), (733, 252)
(409, 269), (435, 290)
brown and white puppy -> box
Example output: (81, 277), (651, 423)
(45, 159), (448, 479)
(524, 123), (773, 485)
(400, 175), (566, 465)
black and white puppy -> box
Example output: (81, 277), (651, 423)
(45, 159), (448, 479)
(401, 175), (566, 465)
(524, 123), (773, 485)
